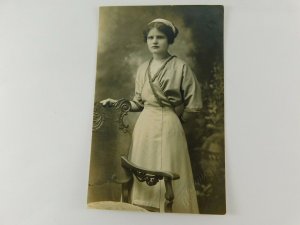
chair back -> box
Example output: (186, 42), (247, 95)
(88, 99), (131, 203)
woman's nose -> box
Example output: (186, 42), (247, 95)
(153, 37), (158, 43)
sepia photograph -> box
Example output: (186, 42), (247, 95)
(88, 5), (225, 214)
(2, 0), (300, 224)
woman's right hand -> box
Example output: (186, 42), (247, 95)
(100, 98), (117, 107)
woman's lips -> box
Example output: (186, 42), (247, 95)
(152, 46), (159, 48)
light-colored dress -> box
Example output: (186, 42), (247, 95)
(129, 56), (202, 213)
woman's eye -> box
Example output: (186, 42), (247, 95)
(147, 35), (166, 40)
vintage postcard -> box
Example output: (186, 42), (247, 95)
(88, 5), (225, 214)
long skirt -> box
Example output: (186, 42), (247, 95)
(129, 105), (199, 213)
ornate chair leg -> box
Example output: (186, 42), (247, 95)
(164, 179), (175, 213)
(121, 178), (133, 203)
(121, 183), (129, 203)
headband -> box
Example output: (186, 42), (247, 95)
(148, 18), (176, 34)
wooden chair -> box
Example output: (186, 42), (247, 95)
(89, 99), (180, 212)
(118, 156), (179, 212)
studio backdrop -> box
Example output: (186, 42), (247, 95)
(87, 5), (225, 215)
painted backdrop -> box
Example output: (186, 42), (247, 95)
(89, 5), (225, 214)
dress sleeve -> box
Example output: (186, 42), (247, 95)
(181, 64), (203, 112)
(131, 67), (145, 112)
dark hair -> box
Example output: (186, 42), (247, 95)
(143, 22), (179, 44)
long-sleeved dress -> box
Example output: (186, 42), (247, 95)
(129, 56), (202, 213)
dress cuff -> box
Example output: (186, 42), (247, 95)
(130, 101), (144, 112)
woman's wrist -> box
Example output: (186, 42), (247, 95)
(130, 101), (143, 112)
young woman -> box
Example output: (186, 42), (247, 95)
(101, 18), (202, 213)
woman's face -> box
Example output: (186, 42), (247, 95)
(146, 28), (169, 56)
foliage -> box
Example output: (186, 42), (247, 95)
(202, 62), (224, 134)
(187, 62), (225, 214)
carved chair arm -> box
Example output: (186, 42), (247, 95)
(121, 156), (180, 182)
(121, 156), (180, 212)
